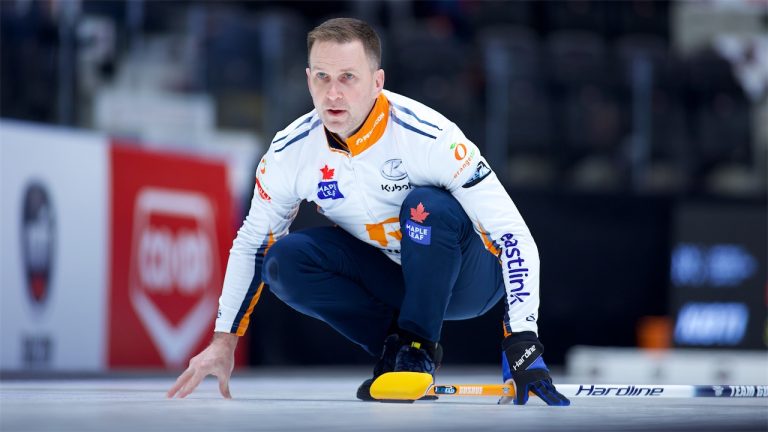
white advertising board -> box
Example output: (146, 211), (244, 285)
(0, 120), (108, 371)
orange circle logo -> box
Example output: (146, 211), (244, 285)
(454, 143), (467, 160)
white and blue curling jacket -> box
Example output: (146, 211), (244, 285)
(216, 90), (541, 337)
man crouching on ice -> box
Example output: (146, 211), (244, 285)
(168, 17), (569, 406)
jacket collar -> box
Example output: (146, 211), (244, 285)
(345, 92), (390, 156)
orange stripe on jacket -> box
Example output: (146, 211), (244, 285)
(235, 282), (264, 336)
(502, 320), (513, 338)
(235, 231), (276, 335)
(346, 93), (390, 156)
(477, 223), (500, 256)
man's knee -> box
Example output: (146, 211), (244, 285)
(263, 234), (313, 302)
(400, 186), (469, 232)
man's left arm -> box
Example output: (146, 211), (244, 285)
(427, 126), (570, 406)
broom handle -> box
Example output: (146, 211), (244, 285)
(427, 384), (768, 398)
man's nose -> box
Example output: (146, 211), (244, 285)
(326, 83), (342, 101)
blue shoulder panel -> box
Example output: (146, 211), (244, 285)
(275, 118), (322, 153)
(392, 113), (437, 139)
(390, 101), (443, 131)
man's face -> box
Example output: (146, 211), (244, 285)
(307, 40), (384, 139)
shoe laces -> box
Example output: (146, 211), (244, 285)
(395, 342), (436, 374)
(373, 334), (400, 377)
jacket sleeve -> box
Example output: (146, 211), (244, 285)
(425, 124), (541, 335)
(214, 146), (300, 336)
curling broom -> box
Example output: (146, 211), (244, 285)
(369, 372), (768, 401)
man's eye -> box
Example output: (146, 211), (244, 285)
(316, 72), (328, 80)
(343, 73), (354, 80)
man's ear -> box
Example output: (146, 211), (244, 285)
(374, 68), (385, 92)
(306, 67), (311, 89)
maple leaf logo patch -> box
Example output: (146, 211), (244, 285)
(405, 203), (432, 245)
(410, 202), (430, 223)
(320, 164), (335, 180)
(317, 164), (344, 200)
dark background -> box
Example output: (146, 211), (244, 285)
(2, 0), (765, 367)
(249, 193), (765, 367)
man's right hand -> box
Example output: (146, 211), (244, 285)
(167, 332), (238, 399)
(499, 332), (570, 406)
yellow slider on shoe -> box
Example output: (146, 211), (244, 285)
(370, 372), (434, 400)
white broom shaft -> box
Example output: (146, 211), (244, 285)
(429, 384), (768, 398)
(558, 384), (768, 398)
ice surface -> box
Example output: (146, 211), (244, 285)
(1, 367), (766, 432)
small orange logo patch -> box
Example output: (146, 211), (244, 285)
(451, 143), (468, 160)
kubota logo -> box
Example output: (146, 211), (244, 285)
(128, 188), (220, 366)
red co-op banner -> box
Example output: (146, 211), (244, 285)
(109, 143), (241, 368)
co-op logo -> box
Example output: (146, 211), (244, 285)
(128, 188), (220, 366)
(21, 182), (55, 307)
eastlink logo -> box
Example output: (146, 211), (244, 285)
(500, 233), (530, 305)
(576, 385), (664, 396)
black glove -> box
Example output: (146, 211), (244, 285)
(500, 332), (570, 406)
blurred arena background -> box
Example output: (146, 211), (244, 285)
(1, 0), (766, 383)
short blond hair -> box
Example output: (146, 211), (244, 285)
(307, 18), (382, 70)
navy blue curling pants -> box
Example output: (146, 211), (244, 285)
(263, 186), (505, 355)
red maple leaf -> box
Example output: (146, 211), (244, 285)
(320, 164), (335, 180)
(410, 202), (429, 223)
